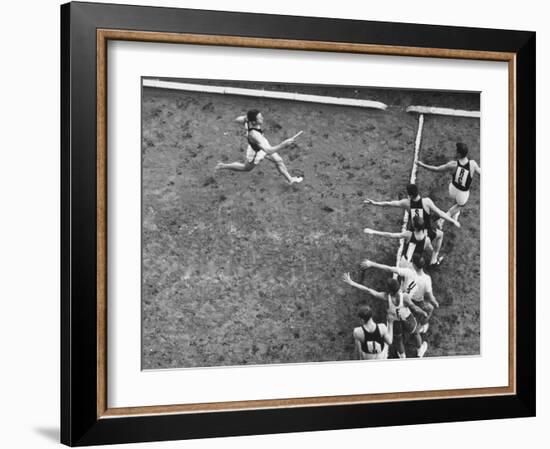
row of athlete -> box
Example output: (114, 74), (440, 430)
(341, 142), (481, 360)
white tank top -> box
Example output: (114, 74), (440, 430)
(411, 272), (433, 302)
(397, 267), (418, 298)
(387, 292), (411, 321)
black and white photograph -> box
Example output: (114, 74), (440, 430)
(141, 78), (481, 369)
(0, 0), (542, 446)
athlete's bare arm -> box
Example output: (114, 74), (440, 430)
(471, 160), (481, 176)
(364, 228), (411, 240)
(353, 328), (366, 360)
(235, 115), (247, 124)
(342, 273), (386, 301)
(426, 290), (439, 308)
(249, 130), (303, 156)
(403, 295), (428, 319)
(416, 160), (457, 172)
(355, 341), (364, 360)
(363, 198), (410, 208)
(380, 319), (395, 345)
(360, 259), (399, 275)
(425, 198), (461, 228)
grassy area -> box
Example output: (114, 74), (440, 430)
(141, 82), (480, 368)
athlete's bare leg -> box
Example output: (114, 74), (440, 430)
(413, 331), (422, 349)
(215, 160), (255, 172)
(437, 203), (463, 229)
(395, 335), (406, 358)
(274, 160), (301, 184)
(447, 203), (462, 221)
(413, 331), (428, 357)
(425, 238), (435, 255)
(268, 153), (303, 184)
(430, 229), (444, 265)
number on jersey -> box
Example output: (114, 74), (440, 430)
(365, 340), (382, 354)
(411, 208), (424, 219)
(454, 167), (470, 188)
(403, 280), (416, 294)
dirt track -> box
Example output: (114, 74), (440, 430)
(141, 81), (480, 368)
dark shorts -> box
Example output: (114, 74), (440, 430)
(427, 226), (438, 241)
(412, 300), (434, 325)
(407, 220), (438, 241)
(393, 314), (418, 337)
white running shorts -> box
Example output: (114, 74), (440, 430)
(448, 182), (470, 206)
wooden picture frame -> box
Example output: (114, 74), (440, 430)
(61, 1), (535, 446)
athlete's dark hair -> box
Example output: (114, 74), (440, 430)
(412, 215), (424, 231)
(412, 253), (426, 270)
(358, 305), (373, 322)
(456, 142), (469, 157)
(386, 278), (400, 295)
(406, 183), (419, 198)
(247, 109), (261, 122)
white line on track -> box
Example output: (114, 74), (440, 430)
(394, 113), (424, 269)
(406, 105), (480, 118)
(142, 79), (388, 110)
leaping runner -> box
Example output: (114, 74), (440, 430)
(215, 109), (304, 184)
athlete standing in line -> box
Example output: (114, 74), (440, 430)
(363, 216), (434, 267)
(407, 254), (439, 334)
(215, 109), (304, 184)
(416, 142), (481, 224)
(342, 271), (428, 358)
(345, 301), (396, 360)
(363, 183), (460, 266)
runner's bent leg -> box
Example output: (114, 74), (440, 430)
(430, 229), (444, 265)
(396, 335), (406, 358)
(447, 203), (462, 221)
(267, 153), (302, 184)
(215, 160), (255, 172)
